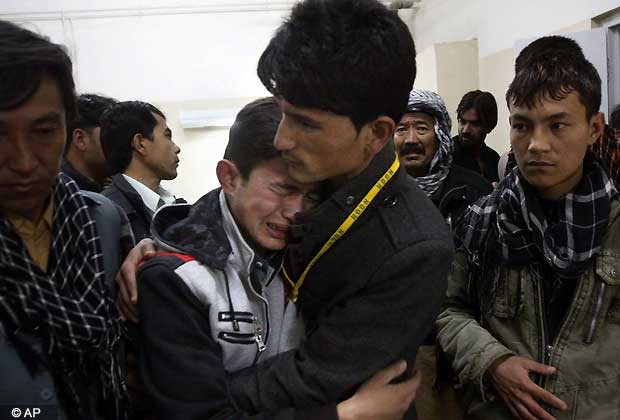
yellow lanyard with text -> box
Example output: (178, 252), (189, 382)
(283, 154), (401, 302)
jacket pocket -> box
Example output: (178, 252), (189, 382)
(218, 331), (256, 345)
(491, 267), (521, 319)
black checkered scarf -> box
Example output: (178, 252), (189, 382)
(455, 155), (617, 280)
(0, 174), (125, 417)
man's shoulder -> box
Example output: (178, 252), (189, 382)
(102, 175), (141, 213)
(447, 165), (493, 194)
(378, 171), (452, 249)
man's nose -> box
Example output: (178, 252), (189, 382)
(273, 120), (295, 151)
(282, 194), (305, 220)
(10, 136), (38, 175)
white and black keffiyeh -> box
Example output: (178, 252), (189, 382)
(405, 89), (454, 197)
(0, 174), (124, 417)
(456, 155), (617, 279)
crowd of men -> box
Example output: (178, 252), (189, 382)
(1, 1), (620, 420)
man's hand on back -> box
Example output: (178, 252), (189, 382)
(116, 238), (157, 322)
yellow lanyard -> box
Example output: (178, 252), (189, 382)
(283, 154), (401, 302)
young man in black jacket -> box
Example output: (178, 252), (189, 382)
(119, 0), (452, 418)
(136, 97), (420, 419)
(101, 101), (183, 241)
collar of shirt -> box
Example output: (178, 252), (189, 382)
(122, 174), (175, 214)
(6, 194), (55, 271)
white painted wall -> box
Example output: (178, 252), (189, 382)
(1, 1), (294, 201)
(411, 0), (620, 155)
(3, 0), (620, 198)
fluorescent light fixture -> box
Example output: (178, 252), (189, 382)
(179, 108), (239, 129)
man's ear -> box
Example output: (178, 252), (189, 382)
(131, 133), (148, 157)
(587, 112), (605, 146)
(216, 159), (241, 196)
(365, 116), (396, 156)
(71, 129), (90, 152)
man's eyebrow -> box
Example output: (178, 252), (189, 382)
(285, 109), (322, 128)
(542, 112), (570, 122)
(32, 112), (64, 125)
(509, 113), (533, 123)
(275, 182), (300, 192)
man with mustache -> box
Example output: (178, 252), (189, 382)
(101, 101), (183, 241)
(395, 89), (492, 229)
(437, 36), (620, 420)
(394, 89), (491, 420)
(452, 90), (501, 183)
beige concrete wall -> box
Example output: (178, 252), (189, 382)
(154, 97), (259, 202)
(435, 40), (479, 135)
(478, 48), (515, 156)
(414, 45), (438, 92)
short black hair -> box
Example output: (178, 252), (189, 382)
(611, 104), (620, 130)
(515, 35), (583, 74)
(257, 0), (416, 132)
(507, 35), (601, 119)
(0, 20), (76, 123)
(457, 90), (498, 133)
(66, 93), (117, 152)
(100, 101), (165, 174)
(224, 97), (282, 179)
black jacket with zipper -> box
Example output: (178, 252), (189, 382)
(228, 142), (455, 420)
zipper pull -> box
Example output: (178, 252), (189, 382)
(255, 333), (266, 352)
(545, 345), (554, 361)
(254, 317), (266, 352)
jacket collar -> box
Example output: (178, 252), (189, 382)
(110, 174), (151, 216)
(287, 142), (404, 275)
(151, 188), (230, 270)
(151, 188), (281, 278)
(60, 159), (102, 193)
(294, 141), (399, 227)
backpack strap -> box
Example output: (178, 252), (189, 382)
(80, 190), (122, 295)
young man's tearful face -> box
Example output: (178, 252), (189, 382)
(0, 77), (66, 220)
(219, 156), (322, 254)
(509, 91), (603, 200)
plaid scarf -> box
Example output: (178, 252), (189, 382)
(456, 155), (616, 279)
(404, 89), (453, 197)
(0, 174), (125, 418)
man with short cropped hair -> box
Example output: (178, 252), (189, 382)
(226, 1), (453, 419)
(136, 97), (420, 419)
(453, 90), (501, 182)
(101, 101), (182, 241)
(436, 35), (619, 420)
(62, 93), (117, 192)
(118, 1), (452, 418)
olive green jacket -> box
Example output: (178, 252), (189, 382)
(436, 198), (620, 420)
